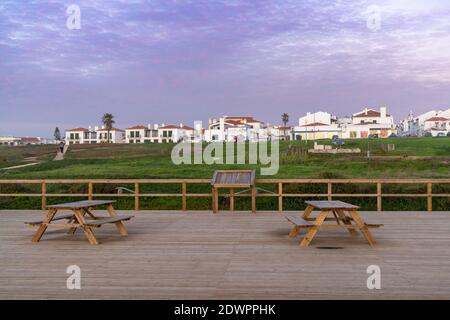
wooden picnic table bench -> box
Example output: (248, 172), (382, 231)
(285, 200), (383, 248)
(25, 200), (134, 245)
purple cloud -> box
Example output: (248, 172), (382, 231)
(1, 0), (450, 136)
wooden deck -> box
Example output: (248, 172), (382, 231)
(1, 210), (450, 299)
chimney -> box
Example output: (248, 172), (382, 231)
(219, 117), (225, 132)
(148, 124), (152, 129)
(94, 126), (99, 131)
(154, 124), (159, 130)
(88, 125), (92, 131)
(180, 123), (184, 128)
(364, 108), (368, 115)
(102, 125), (105, 129)
(380, 107), (387, 118)
(208, 118), (212, 125)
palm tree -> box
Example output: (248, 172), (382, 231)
(281, 113), (289, 140)
(101, 113), (115, 143)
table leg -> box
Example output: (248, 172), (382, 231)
(336, 209), (358, 236)
(73, 209), (99, 245)
(348, 209), (376, 246)
(301, 205), (314, 219)
(32, 208), (57, 242)
(67, 216), (78, 235)
(106, 204), (128, 236)
(288, 226), (301, 238)
(300, 210), (329, 247)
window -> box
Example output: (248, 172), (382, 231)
(163, 131), (167, 137)
(168, 131), (173, 137)
(350, 131), (357, 138)
(135, 131), (140, 138)
(130, 131), (135, 138)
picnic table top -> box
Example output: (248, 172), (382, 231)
(46, 200), (116, 209)
(305, 200), (359, 209)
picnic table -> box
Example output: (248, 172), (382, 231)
(285, 200), (382, 247)
(26, 200), (134, 245)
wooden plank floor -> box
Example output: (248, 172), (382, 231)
(1, 210), (450, 299)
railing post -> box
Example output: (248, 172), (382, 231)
(251, 186), (256, 213)
(327, 182), (332, 201)
(134, 181), (139, 211)
(182, 182), (187, 211)
(278, 182), (283, 212)
(88, 182), (93, 200)
(230, 188), (234, 212)
(377, 182), (382, 212)
(427, 182), (432, 212)
(41, 181), (46, 210)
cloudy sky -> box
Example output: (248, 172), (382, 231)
(1, 0), (450, 136)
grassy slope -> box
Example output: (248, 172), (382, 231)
(1, 139), (449, 210)
(0, 138), (449, 179)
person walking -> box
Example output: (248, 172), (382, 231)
(59, 141), (65, 154)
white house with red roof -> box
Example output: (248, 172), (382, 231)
(125, 124), (159, 143)
(292, 112), (341, 140)
(65, 127), (90, 144)
(158, 123), (196, 143)
(423, 110), (450, 136)
(342, 107), (396, 138)
(96, 126), (125, 143)
(204, 116), (268, 142)
(399, 108), (450, 136)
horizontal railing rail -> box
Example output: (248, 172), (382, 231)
(0, 179), (449, 212)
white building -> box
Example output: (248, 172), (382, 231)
(401, 108), (450, 136)
(0, 136), (22, 146)
(204, 116), (268, 142)
(292, 111), (341, 140)
(65, 128), (90, 144)
(96, 127), (125, 143)
(342, 107), (396, 138)
(423, 115), (450, 137)
(268, 126), (292, 140)
(158, 124), (195, 143)
(126, 125), (159, 144)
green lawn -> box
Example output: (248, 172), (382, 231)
(0, 138), (449, 211)
(1, 138), (449, 179)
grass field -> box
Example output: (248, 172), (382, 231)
(1, 138), (449, 211)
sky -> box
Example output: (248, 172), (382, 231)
(1, 0), (450, 137)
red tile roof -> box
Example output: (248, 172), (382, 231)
(19, 137), (41, 143)
(66, 127), (89, 132)
(159, 124), (194, 130)
(225, 116), (262, 123)
(353, 109), (390, 118)
(426, 116), (448, 122)
(126, 125), (147, 130)
(300, 122), (328, 127)
(96, 127), (125, 132)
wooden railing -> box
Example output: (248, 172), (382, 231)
(0, 179), (449, 212)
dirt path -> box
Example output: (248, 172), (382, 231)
(1, 162), (40, 170)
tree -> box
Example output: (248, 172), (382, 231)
(101, 113), (115, 143)
(281, 113), (289, 140)
(53, 127), (61, 142)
